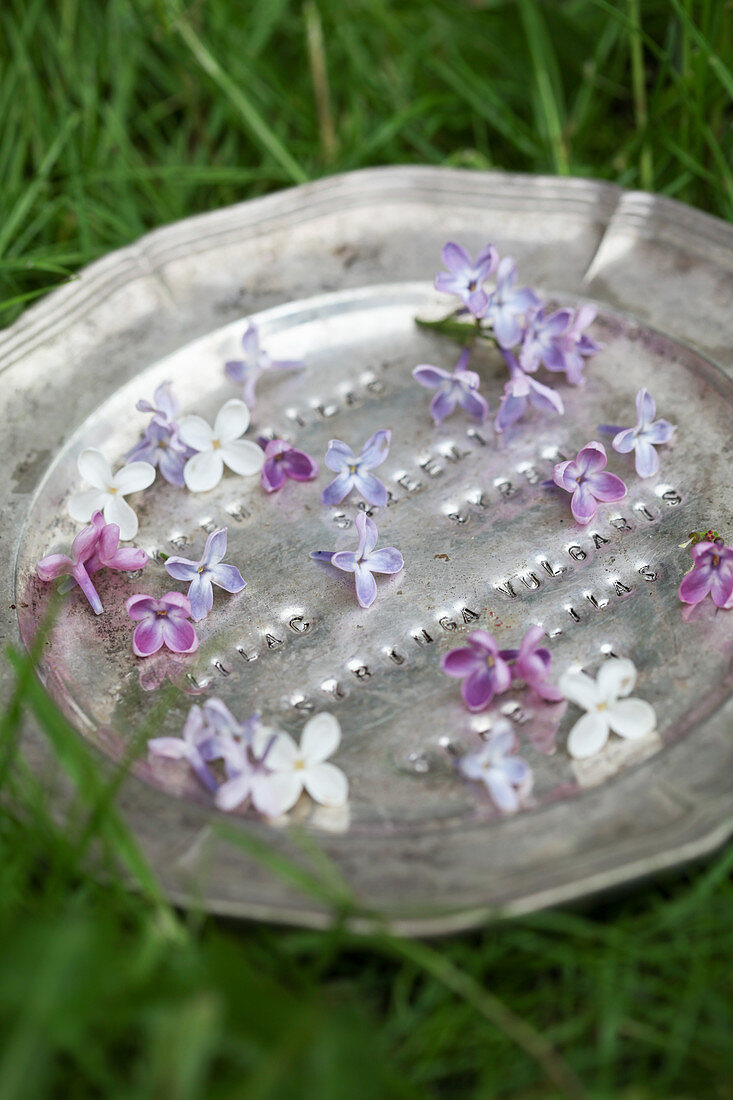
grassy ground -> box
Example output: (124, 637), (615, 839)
(1, 1), (732, 1096)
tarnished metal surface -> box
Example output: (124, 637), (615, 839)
(2, 168), (732, 933)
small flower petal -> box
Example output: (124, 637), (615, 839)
(215, 398), (251, 442)
(607, 698), (656, 739)
(567, 711), (609, 758)
(184, 450), (224, 492)
(222, 439), (264, 476)
(77, 448), (113, 489)
(304, 761), (348, 807)
(104, 494), (139, 541)
(301, 712), (341, 764)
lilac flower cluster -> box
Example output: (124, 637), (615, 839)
(148, 701), (348, 817)
(126, 383), (193, 488)
(419, 242), (602, 432)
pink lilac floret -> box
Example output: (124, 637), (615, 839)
(312, 512), (403, 608)
(441, 630), (512, 711)
(164, 527), (245, 622)
(126, 591), (199, 656)
(502, 625), (564, 702)
(434, 241), (498, 318)
(457, 722), (532, 813)
(484, 257), (540, 349)
(321, 429), (391, 508)
(553, 441), (626, 525)
(225, 322), (304, 408)
(678, 538), (733, 608)
(598, 388), (676, 478)
(412, 348), (489, 425)
(494, 350), (564, 433)
(36, 510), (148, 615)
(259, 438), (319, 493)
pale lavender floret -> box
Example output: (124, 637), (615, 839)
(458, 721), (532, 813)
(484, 257), (540, 349)
(321, 429), (391, 508)
(553, 305), (602, 385)
(441, 630), (513, 712)
(678, 539), (733, 608)
(598, 388), (676, 478)
(312, 512), (403, 608)
(412, 348), (489, 425)
(126, 383), (193, 487)
(225, 322), (304, 408)
(494, 350), (564, 433)
(519, 307), (573, 374)
(215, 723), (281, 815)
(553, 441), (626, 525)
(501, 625), (564, 702)
(126, 591), (199, 657)
(434, 241), (498, 318)
(148, 705), (223, 793)
(164, 527), (245, 621)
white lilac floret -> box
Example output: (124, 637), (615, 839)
(256, 713), (349, 814)
(125, 382), (193, 487)
(178, 398), (264, 493)
(434, 241), (498, 318)
(677, 538), (733, 608)
(36, 510), (148, 615)
(553, 441), (626, 525)
(321, 429), (391, 508)
(165, 527), (246, 621)
(126, 592), (198, 657)
(457, 721), (532, 813)
(559, 658), (656, 759)
(311, 512), (403, 609)
(68, 448), (156, 541)
(224, 322), (305, 407)
(412, 348), (489, 425)
(598, 388), (676, 478)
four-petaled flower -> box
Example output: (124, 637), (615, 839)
(458, 721), (532, 813)
(519, 307), (573, 374)
(484, 258), (540, 349)
(678, 538), (733, 608)
(178, 398), (264, 492)
(434, 241), (497, 317)
(559, 658), (656, 759)
(165, 527), (246, 621)
(441, 630), (512, 711)
(260, 713), (349, 814)
(214, 718), (282, 815)
(321, 429), (391, 507)
(313, 512), (404, 608)
(259, 438), (319, 493)
(600, 388), (676, 478)
(126, 383), (193, 487)
(503, 625), (564, 701)
(126, 592), (199, 657)
(148, 703), (229, 792)
(68, 449), (155, 540)
(494, 350), (564, 433)
(37, 510), (148, 615)
(412, 348), (489, 425)
(225, 322), (304, 407)
(553, 441), (626, 525)
(552, 305), (602, 385)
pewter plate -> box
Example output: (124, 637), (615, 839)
(2, 168), (732, 934)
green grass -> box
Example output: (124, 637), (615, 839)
(1, 1), (732, 1096)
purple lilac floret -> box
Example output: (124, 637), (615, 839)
(126, 592), (198, 657)
(554, 305), (602, 385)
(224, 322), (304, 408)
(457, 721), (532, 813)
(434, 241), (498, 318)
(494, 350), (564, 433)
(412, 348), (489, 425)
(553, 441), (626, 525)
(678, 538), (733, 608)
(598, 388), (676, 478)
(441, 630), (512, 712)
(519, 307), (573, 374)
(321, 429), (391, 507)
(502, 625), (564, 702)
(312, 512), (403, 608)
(259, 438), (319, 493)
(484, 257), (540, 349)
(125, 383), (193, 488)
(164, 527), (245, 622)
(148, 703), (227, 792)
(36, 510), (148, 615)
